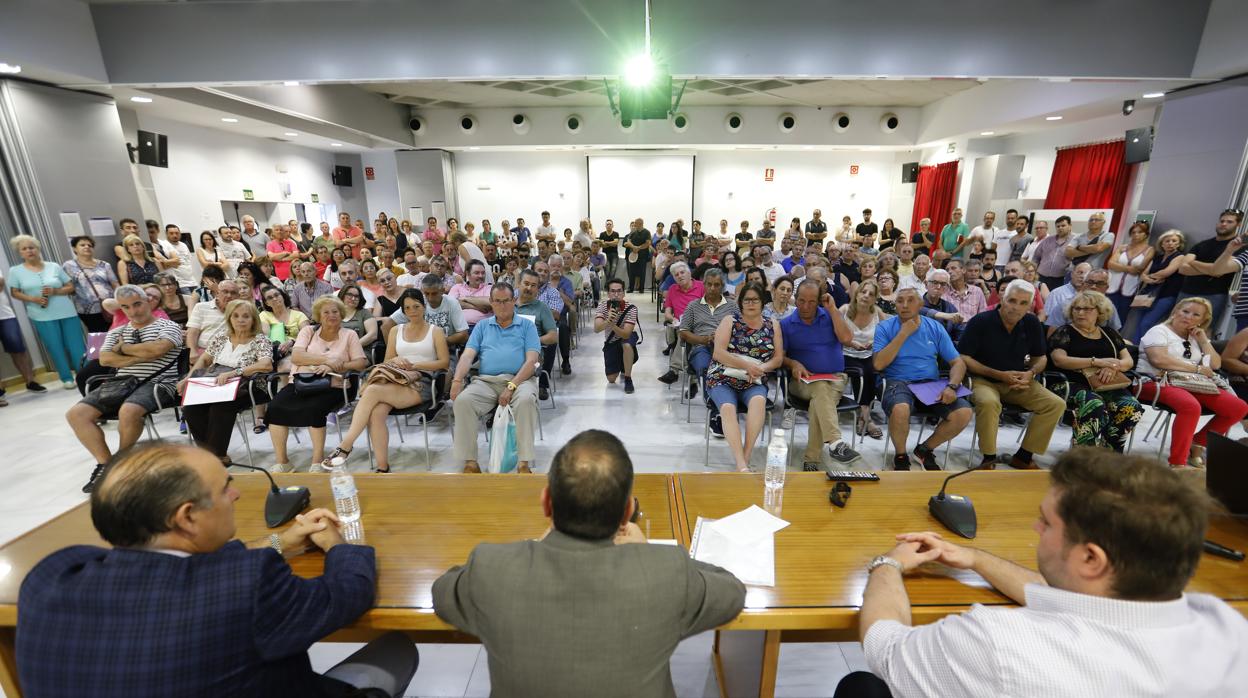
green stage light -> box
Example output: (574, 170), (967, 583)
(624, 53), (656, 87)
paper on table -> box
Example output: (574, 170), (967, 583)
(182, 377), (241, 406)
(908, 379), (972, 406)
(694, 523), (776, 586)
(649, 539), (680, 546)
(709, 504), (790, 545)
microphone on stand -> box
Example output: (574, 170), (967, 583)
(228, 462), (311, 528)
(928, 462), (995, 539)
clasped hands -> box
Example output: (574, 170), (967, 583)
(277, 508), (347, 558)
(880, 531), (977, 573)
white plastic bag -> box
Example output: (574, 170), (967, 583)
(487, 404), (519, 473)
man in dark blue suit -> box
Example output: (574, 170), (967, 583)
(16, 443), (418, 697)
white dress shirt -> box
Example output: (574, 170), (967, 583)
(865, 583), (1248, 698)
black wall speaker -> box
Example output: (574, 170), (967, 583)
(137, 130), (168, 168)
(902, 162), (919, 183)
(332, 165), (353, 187)
(1125, 126), (1153, 164)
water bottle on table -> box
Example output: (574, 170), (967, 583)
(765, 429), (788, 492)
(330, 465), (361, 523)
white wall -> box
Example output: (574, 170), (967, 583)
(454, 151), (587, 228)
(136, 115), (347, 233)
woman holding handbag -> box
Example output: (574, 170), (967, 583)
(265, 295), (368, 473)
(178, 300), (273, 461)
(1137, 297), (1248, 467)
(1105, 221), (1154, 323)
(1047, 290), (1142, 452)
(322, 289), (449, 472)
(1122, 229), (1186, 345)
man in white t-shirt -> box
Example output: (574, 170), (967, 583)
(185, 279), (243, 361)
(0, 270), (42, 401)
(158, 224), (197, 293)
(215, 226), (251, 278)
(535, 211), (557, 246)
(973, 211), (1005, 255)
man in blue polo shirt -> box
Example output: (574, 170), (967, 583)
(873, 287), (972, 470)
(781, 280), (862, 469)
(451, 283), (541, 474)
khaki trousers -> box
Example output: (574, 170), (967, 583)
(970, 378), (1065, 456)
(788, 374), (848, 461)
(452, 374), (538, 463)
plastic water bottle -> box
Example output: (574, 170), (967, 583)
(765, 429), (788, 493)
(330, 465), (361, 523)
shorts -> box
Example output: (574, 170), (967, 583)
(0, 318), (26, 353)
(602, 333), (639, 375)
(708, 382), (768, 411)
(79, 380), (172, 416)
(882, 380), (971, 419)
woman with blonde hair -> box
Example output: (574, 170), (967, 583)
(117, 234), (159, 286)
(7, 235), (82, 388)
(1136, 296), (1248, 467)
(1123, 228), (1187, 345)
(840, 279), (887, 439)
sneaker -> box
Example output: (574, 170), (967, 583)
(26, 381), (47, 393)
(781, 408), (796, 430)
(802, 461), (822, 472)
(82, 464), (107, 493)
(827, 441), (860, 464)
(657, 370), (679, 385)
(914, 443), (941, 471)
(269, 462), (294, 474)
(62, 381), (76, 390)
(709, 414), (725, 438)
(623, 377), (635, 394)
(894, 454), (912, 471)
(179, 419), (188, 435)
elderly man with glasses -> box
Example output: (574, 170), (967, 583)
(450, 283), (541, 474)
(918, 269), (963, 336)
(1044, 264), (1122, 337)
(186, 279), (244, 362)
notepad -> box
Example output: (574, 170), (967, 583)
(181, 377), (241, 406)
(908, 379), (972, 406)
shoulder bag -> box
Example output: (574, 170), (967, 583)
(91, 352), (183, 414)
(1162, 370), (1227, 395)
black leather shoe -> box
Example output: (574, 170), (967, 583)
(657, 370), (679, 385)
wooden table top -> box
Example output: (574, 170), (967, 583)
(675, 471), (1248, 630)
(0, 473), (680, 629)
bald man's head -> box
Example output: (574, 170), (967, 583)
(546, 430), (634, 540)
(91, 443), (220, 547)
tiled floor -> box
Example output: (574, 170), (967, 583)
(0, 290), (1233, 697)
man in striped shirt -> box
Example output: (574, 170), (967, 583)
(67, 285), (184, 493)
(843, 448), (1248, 697)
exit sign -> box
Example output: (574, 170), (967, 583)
(311, 194), (319, 203)
(243, 189), (254, 201)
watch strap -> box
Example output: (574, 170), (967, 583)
(269, 533), (282, 557)
(868, 555), (903, 574)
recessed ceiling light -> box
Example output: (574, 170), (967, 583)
(0, 63), (21, 75)
(802, 145), (813, 150)
(1143, 91), (1165, 99)
(330, 143), (343, 147)
(284, 132), (298, 137)
(221, 117), (239, 123)
(283, 81), (300, 87)
(468, 146), (480, 150)
(1045, 116), (1063, 121)
(130, 96), (153, 103)
(980, 131), (995, 136)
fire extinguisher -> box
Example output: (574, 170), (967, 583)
(766, 208), (777, 224)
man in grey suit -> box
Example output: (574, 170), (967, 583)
(432, 430), (746, 698)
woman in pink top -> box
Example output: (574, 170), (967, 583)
(264, 295), (368, 472)
(422, 216), (446, 255)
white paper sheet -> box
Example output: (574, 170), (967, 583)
(710, 505), (790, 545)
(181, 377), (241, 406)
(649, 539), (680, 546)
(693, 523), (776, 586)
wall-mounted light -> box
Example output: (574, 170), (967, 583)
(221, 118), (239, 123)
(0, 63), (21, 75)
(130, 96), (153, 103)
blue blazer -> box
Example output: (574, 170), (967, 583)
(16, 540), (375, 697)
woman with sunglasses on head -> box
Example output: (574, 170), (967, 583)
(338, 285), (380, 349)
(1136, 296), (1248, 468)
(117, 234), (159, 286)
(63, 235), (119, 333)
(152, 273), (190, 328)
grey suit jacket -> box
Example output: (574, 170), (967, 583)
(432, 530), (746, 698)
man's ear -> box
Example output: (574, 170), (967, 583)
(1073, 541), (1113, 585)
(540, 485), (553, 519)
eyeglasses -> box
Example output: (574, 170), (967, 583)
(1086, 280), (1108, 288)
(829, 482), (852, 508)
(1071, 306), (1096, 313)
(740, 297), (763, 304)
(1182, 340), (1192, 359)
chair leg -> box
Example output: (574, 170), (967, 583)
(239, 412), (255, 467)
(422, 416), (432, 470)
(703, 408), (711, 467)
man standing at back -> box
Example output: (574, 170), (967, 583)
(433, 430), (746, 698)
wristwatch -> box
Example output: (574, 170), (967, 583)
(506, 381), (518, 391)
(867, 555), (903, 574)
(268, 533), (283, 557)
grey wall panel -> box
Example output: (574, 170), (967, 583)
(332, 154), (369, 223)
(3, 0), (109, 85)
(89, 0), (1211, 85)
(396, 150), (451, 225)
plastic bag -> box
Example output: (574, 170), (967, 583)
(487, 404), (519, 473)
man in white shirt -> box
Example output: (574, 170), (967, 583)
(845, 447), (1248, 697)
(535, 210), (557, 246)
(185, 279), (244, 361)
(158, 224), (197, 293)
(216, 226), (251, 278)
(754, 245), (785, 285)
(1021, 219), (1048, 264)
(972, 211), (1005, 255)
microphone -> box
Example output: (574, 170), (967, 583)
(228, 462), (311, 528)
(928, 461), (994, 539)
(1204, 539), (1245, 562)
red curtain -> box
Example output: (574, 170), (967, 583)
(1044, 140), (1134, 232)
(910, 161), (959, 240)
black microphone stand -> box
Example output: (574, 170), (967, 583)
(228, 462), (311, 528)
(928, 461), (995, 539)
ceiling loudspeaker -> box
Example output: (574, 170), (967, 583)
(832, 112), (851, 133)
(618, 117), (636, 133)
(725, 112), (744, 133)
(511, 113), (530, 135)
(778, 113), (797, 133)
(459, 115), (477, 134)
(565, 114), (583, 134)
(671, 113), (689, 133)
(408, 117), (425, 135)
(880, 112), (900, 133)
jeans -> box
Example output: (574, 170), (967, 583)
(688, 345), (712, 378)
(1107, 291), (1133, 327)
(33, 316), (86, 382)
(605, 254), (618, 280)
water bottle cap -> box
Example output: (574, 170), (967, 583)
(773, 428), (786, 437)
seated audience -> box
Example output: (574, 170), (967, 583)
(186, 278), (243, 360)
(593, 278), (640, 394)
(515, 269), (560, 400)
(841, 279), (888, 440)
(942, 260), (986, 336)
(706, 283), (786, 472)
(767, 274), (795, 320)
(657, 262), (705, 385)
(327, 289), (449, 472)
(678, 269), (739, 429)
(1136, 297), (1248, 468)
(266, 296), (368, 473)
(958, 280), (1065, 469)
(783, 280), (861, 469)
(447, 259), (493, 325)
(66, 285), (183, 492)
(338, 285), (380, 350)
(847, 447), (1248, 698)
(179, 299), (275, 461)
(117, 234), (160, 286)
(259, 284), (309, 350)
(917, 269), (962, 335)
(1045, 266), (1121, 334)
(450, 283), (541, 474)
(372, 269), (405, 319)
(288, 260), (334, 316)
(1046, 291), (1142, 452)
(153, 272), (190, 327)
(1220, 325), (1248, 430)
(17, 442), (418, 696)
(432, 430), (745, 697)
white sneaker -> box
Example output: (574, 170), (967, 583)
(62, 381), (76, 390)
(781, 408), (796, 430)
(268, 462), (294, 474)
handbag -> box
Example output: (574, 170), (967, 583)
(1079, 333), (1131, 391)
(364, 361), (423, 387)
(1130, 283), (1159, 309)
(1162, 370), (1223, 395)
(291, 372), (333, 395)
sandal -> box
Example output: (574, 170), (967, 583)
(252, 424), (268, 434)
(856, 418), (883, 439)
(374, 467), (391, 474)
(319, 447), (352, 470)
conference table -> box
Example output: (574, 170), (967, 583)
(1, 471), (1245, 698)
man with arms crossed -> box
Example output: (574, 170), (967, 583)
(841, 447), (1248, 697)
(433, 430), (745, 698)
